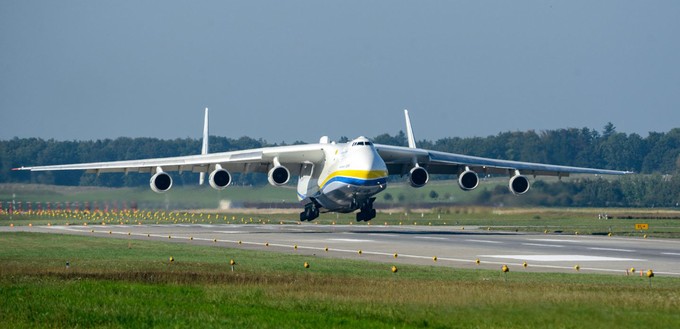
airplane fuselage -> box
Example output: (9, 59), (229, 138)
(297, 137), (388, 215)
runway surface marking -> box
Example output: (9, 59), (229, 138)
(661, 252), (680, 256)
(465, 239), (503, 244)
(480, 255), (645, 262)
(328, 238), (374, 243)
(415, 236), (449, 240)
(588, 247), (636, 253)
(522, 243), (564, 248)
(529, 239), (581, 243)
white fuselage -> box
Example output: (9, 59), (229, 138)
(296, 137), (388, 213)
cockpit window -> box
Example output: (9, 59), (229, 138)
(352, 141), (372, 146)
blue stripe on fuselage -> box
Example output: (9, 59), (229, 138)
(321, 176), (387, 189)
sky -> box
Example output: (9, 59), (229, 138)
(1, 1), (679, 144)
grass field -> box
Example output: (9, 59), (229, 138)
(0, 181), (488, 208)
(4, 183), (680, 238)
(3, 205), (680, 239)
(1, 232), (679, 328)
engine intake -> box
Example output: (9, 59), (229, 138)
(150, 172), (173, 193)
(509, 174), (530, 195)
(268, 165), (290, 186)
(458, 169), (479, 191)
(408, 166), (429, 188)
(209, 168), (231, 190)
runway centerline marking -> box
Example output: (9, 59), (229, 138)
(661, 252), (680, 256)
(466, 239), (503, 244)
(529, 239), (581, 243)
(415, 236), (448, 240)
(588, 247), (636, 253)
(480, 255), (645, 262)
(328, 238), (374, 243)
(522, 243), (564, 248)
(47, 227), (87, 233)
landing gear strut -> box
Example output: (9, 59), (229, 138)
(356, 197), (377, 222)
(299, 203), (319, 222)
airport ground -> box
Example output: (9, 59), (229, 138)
(2, 184), (680, 327)
(1, 230), (679, 328)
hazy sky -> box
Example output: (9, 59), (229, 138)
(1, 1), (679, 144)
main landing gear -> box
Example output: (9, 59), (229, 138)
(300, 203), (320, 222)
(356, 197), (376, 222)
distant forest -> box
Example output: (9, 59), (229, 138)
(2, 123), (679, 207)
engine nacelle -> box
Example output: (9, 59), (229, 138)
(268, 165), (290, 186)
(509, 174), (530, 195)
(408, 166), (429, 188)
(209, 168), (231, 190)
(458, 169), (479, 191)
(150, 172), (173, 193)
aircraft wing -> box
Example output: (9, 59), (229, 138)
(13, 144), (326, 176)
(375, 144), (632, 177)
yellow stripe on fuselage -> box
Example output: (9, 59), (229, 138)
(318, 169), (388, 188)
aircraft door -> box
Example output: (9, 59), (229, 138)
(297, 163), (318, 202)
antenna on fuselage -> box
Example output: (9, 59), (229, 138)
(199, 107), (209, 185)
(404, 109), (417, 149)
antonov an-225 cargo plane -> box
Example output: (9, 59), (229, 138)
(15, 109), (632, 222)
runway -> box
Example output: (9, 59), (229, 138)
(6, 223), (680, 276)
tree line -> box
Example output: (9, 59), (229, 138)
(371, 123), (680, 174)
(1, 124), (679, 207)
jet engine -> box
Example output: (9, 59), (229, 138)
(509, 174), (530, 195)
(408, 166), (429, 188)
(209, 168), (231, 190)
(268, 165), (290, 186)
(150, 171), (173, 193)
(457, 169), (479, 191)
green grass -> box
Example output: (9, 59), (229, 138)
(0, 180), (494, 207)
(3, 183), (680, 239)
(3, 206), (680, 239)
(0, 183), (298, 207)
(1, 232), (679, 328)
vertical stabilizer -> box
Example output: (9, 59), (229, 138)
(404, 109), (417, 149)
(199, 108), (209, 185)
